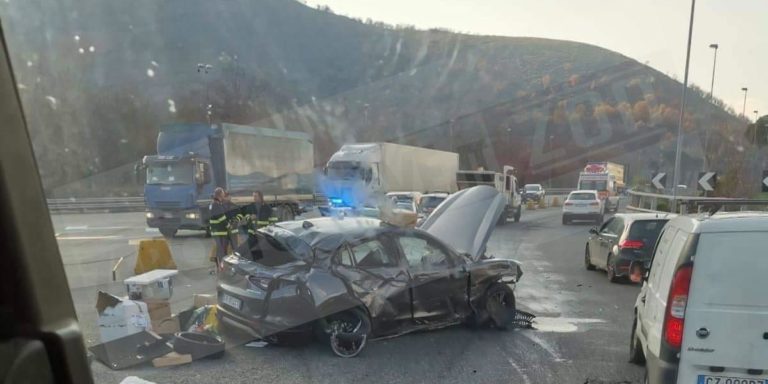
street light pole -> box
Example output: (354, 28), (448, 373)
(708, 44), (718, 99)
(741, 87), (749, 118)
(671, 0), (696, 208)
(197, 63), (213, 125)
(755, 110), (760, 122)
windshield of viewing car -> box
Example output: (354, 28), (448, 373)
(146, 162), (193, 185)
(569, 193), (597, 201)
(579, 180), (608, 191)
(2, 0), (766, 382)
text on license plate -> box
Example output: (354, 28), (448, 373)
(698, 375), (768, 384)
(221, 294), (242, 310)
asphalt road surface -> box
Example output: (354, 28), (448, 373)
(52, 204), (644, 384)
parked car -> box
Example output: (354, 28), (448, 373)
(584, 213), (672, 283)
(562, 190), (603, 224)
(522, 184), (545, 203)
(417, 192), (449, 225)
(630, 212), (768, 384)
(217, 186), (522, 358)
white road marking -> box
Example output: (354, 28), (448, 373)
(56, 235), (122, 241)
(532, 317), (605, 333)
(64, 225), (88, 231)
(520, 331), (567, 362)
(505, 356), (533, 384)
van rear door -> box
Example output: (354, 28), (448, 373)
(678, 231), (768, 383)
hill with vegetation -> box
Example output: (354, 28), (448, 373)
(0, 0), (759, 197)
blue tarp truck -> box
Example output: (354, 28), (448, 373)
(142, 123), (315, 237)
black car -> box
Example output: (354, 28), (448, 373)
(522, 184), (545, 203)
(216, 186), (523, 357)
(584, 213), (673, 283)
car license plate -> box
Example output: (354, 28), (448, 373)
(221, 294), (242, 310)
(576, 203), (587, 207)
(162, 212), (174, 218)
(697, 375), (768, 384)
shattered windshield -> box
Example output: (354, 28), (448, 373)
(2, 0), (766, 383)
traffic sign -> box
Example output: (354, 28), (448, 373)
(651, 173), (666, 190)
(698, 172), (717, 192)
(762, 170), (768, 193)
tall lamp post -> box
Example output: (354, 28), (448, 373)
(741, 87), (749, 118)
(197, 63), (213, 125)
(708, 44), (718, 99)
(671, 0), (696, 206)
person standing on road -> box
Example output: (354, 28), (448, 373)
(208, 187), (237, 267)
(241, 191), (278, 242)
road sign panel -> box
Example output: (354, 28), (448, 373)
(698, 172), (717, 192)
(651, 173), (666, 190)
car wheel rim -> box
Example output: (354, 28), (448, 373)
(328, 313), (368, 358)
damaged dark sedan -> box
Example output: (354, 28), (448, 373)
(216, 186), (523, 357)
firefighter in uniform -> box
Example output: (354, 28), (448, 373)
(208, 187), (238, 267)
(240, 191), (278, 241)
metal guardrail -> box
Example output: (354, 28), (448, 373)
(46, 197), (145, 213)
(626, 190), (768, 214)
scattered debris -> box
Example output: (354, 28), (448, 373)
(192, 294), (217, 309)
(245, 340), (269, 348)
(124, 269), (178, 300)
(119, 376), (157, 384)
(89, 331), (172, 370)
(511, 310), (536, 329)
(95, 291), (152, 343)
(152, 352), (192, 368)
(173, 332), (225, 360)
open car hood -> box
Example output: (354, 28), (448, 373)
(419, 185), (504, 260)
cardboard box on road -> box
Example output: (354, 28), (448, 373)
(193, 294), (217, 308)
(125, 269), (178, 300)
(96, 291), (152, 343)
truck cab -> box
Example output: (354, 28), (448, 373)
(456, 165), (521, 223)
(143, 155), (213, 237)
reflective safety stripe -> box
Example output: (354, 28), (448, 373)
(247, 229), (257, 234)
(211, 231), (228, 236)
(268, 217), (279, 222)
(257, 221), (270, 226)
(209, 215), (227, 224)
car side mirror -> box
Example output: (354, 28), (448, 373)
(589, 227), (599, 235)
(642, 270), (650, 282)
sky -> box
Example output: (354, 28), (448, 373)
(305, 0), (766, 121)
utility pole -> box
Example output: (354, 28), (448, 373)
(703, 43), (718, 171)
(671, 0), (696, 209)
(708, 44), (718, 99)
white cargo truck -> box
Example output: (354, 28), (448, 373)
(456, 166), (522, 223)
(576, 161), (625, 212)
(322, 143), (459, 209)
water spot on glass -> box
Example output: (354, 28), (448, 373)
(736, 145), (744, 152)
(26, 60), (33, 67)
(64, 148), (70, 153)
(146, 68), (155, 78)
(120, 139), (128, 144)
(78, 47), (85, 54)
(35, 77), (41, 83)
(45, 95), (57, 109)
(74, 35), (80, 41)
(167, 99), (177, 113)
(88, 45), (95, 53)
(151, 60), (159, 67)
(17, 83), (26, 89)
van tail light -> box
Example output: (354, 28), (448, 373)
(619, 239), (644, 249)
(589, 202), (599, 206)
(663, 264), (693, 349)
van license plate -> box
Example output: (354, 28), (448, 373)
(221, 294), (242, 310)
(697, 375), (767, 384)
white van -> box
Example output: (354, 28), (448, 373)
(630, 212), (768, 384)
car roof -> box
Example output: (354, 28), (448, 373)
(422, 193), (449, 198)
(668, 211), (768, 234)
(569, 190), (598, 195)
(613, 213), (676, 223)
(274, 216), (387, 250)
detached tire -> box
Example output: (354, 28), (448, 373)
(173, 332), (225, 360)
(484, 283), (516, 330)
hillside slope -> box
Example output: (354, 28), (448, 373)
(0, 0), (754, 196)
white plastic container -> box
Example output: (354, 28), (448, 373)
(124, 269), (178, 300)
